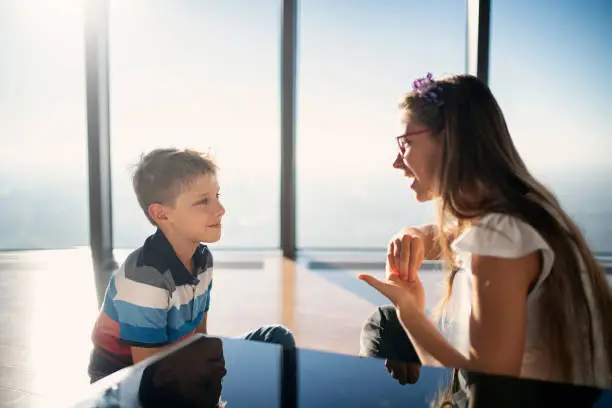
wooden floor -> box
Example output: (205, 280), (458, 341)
(0, 248), (416, 407)
(2, 249), (609, 407)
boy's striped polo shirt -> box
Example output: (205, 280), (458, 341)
(88, 229), (213, 380)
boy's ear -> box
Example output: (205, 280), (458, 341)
(148, 203), (169, 223)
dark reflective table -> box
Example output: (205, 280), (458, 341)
(71, 334), (612, 408)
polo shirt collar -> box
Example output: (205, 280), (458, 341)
(146, 229), (208, 286)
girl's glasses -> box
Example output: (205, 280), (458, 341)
(396, 128), (431, 154)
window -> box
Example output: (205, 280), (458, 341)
(296, 0), (467, 248)
(490, 0), (612, 254)
(0, 1), (88, 250)
(109, 0), (280, 249)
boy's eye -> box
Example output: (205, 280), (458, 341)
(194, 193), (219, 206)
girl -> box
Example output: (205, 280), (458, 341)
(358, 73), (612, 389)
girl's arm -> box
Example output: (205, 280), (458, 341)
(360, 251), (538, 377)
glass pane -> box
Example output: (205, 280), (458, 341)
(490, 0), (612, 254)
(466, 0), (481, 76)
(0, 1), (88, 249)
(109, 0), (280, 249)
(297, 0), (467, 248)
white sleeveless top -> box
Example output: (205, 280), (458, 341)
(445, 213), (610, 388)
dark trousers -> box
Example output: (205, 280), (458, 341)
(360, 304), (420, 364)
(240, 324), (295, 349)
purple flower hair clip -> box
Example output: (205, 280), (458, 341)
(412, 72), (444, 107)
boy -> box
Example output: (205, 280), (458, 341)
(88, 148), (294, 383)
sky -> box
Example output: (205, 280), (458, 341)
(0, 0), (610, 251)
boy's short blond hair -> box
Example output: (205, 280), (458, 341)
(132, 148), (217, 225)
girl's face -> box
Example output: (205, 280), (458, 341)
(392, 120), (442, 202)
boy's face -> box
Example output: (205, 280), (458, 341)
(156, 173), (225, 244)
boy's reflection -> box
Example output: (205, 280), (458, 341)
(138, 336), (227, 408)
(360, 305), (421, 385)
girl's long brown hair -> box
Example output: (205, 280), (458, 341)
(401, 74), (612, 386)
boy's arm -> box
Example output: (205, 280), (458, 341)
(112, 272), (172, 365)
(132, 311), (208, 362)
(196, 313), (208, 334)
(131, 345), (173, 364)
(195, 280), (213, 334)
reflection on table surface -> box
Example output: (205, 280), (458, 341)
(71, 334), (612, 408)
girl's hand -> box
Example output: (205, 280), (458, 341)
(358, 273), (426, 315)
(359, 228), (427, 321)
(387, 228), (425, 282)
